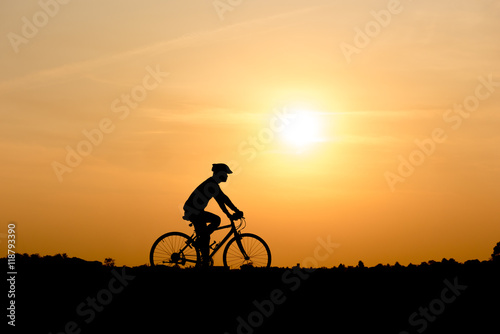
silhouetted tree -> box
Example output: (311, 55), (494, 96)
(357, 260), (365, 269)
(492, 242), (500, 261)
(104, 258), (115, 267)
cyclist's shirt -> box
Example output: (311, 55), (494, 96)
(183, 177), (232, 219)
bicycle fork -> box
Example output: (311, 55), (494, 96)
(233, 233), (250, 261)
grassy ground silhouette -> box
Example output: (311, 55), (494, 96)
(5, 252), (499, 333)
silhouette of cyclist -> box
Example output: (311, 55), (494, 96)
(183, 163), (243, 267)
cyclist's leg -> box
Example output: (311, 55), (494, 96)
(191, 211), (220, 266)
(191, 221), (209, 263)
(203, 211), (221, 234)
(191, 211), (220, 234)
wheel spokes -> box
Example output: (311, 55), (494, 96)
(225, 235), (270, 269)
(152, 234), (198, 268)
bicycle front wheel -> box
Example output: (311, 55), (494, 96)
(223, 233), (271, 269)
(150, 232), (200, 268)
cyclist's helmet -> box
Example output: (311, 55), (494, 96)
(212, 163), (233, 174)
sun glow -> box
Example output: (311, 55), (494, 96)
(281, 110), (322, 148)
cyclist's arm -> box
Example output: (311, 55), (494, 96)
(215, 191), (240, 216)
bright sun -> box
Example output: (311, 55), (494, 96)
(281, 110), (321, 148)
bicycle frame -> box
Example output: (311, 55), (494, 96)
(185, 218), (248, 264)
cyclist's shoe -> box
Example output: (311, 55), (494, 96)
(200, 260), (210, 269)
(197, 254), (210, 268)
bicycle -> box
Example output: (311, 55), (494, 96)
(149, 215), (271, 269)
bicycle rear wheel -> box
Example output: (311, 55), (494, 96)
(223, 233), (271, 269)
(150, 232), (200, 268)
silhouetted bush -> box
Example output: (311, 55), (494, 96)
(492, 242), (500, 261)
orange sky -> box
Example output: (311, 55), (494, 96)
(1, 0), (499, 267)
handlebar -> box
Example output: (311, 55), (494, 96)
(231, 216), (246, 231)
(231, 211), (244, 220)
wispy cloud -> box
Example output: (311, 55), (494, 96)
(0, 5), (325, 92)
(141, 107), (262, 125)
